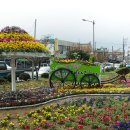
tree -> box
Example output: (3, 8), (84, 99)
(66, 49), (90, 61)
(89, 55), (96, 63)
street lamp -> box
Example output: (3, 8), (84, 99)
(82, 19), (95, 55)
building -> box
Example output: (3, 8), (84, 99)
(96, 47), (109, 62)
(113, 48), (123, 62)
(126, 46), (130, 63)
(41, 38), (92, 58)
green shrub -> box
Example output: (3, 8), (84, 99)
(116, 67), (130, 75)
(119, 63), (126, 68)
(0, 77), (7, 84)
(65, 121), (73, 127)
(6, 73), (18, 82)
(6, 73), (11, 82)
(41, 73), (49, 78)
(91, 122), (99, 129)
(19, 73), (30, 81)
(105, 67), (115, 72)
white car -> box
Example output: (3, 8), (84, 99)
(25, 63), (50, 78)
(36, 66), (50, 77)
(114, 63), (120, 69)
(6, 64), (12, 70)
(104, 63), (114, 69)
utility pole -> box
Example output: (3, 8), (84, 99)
(112, 46), (113, 62)
(93, 20), (95, 56)
(123, 38), (125, 61)
(32, 19), (37, 80)
(34, 19), (37, 39)
(95, 42), (96, 54)
(82, 19), (95, 56)
(123, 37), (127, 61)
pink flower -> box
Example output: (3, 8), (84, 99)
(114, 121), (119, 125)
(96, 126), (101, 130)
(24, 125), (30, 129)
(98, 115), (102, 119)
(34, 128), (40, 130)
(78, 124), (84, 129)
(115, 115), (120, 120)
(123, 113), (127, 119)
(103, 116), (109, 122)
(78, 117), (84, 123)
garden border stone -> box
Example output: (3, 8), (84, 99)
(0, 93), (130, 110)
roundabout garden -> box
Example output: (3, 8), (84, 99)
(0, 26), (130, 129)
(0, 71), (130, 130)
(0, 93), (130, 130)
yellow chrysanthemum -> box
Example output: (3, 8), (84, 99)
(0, 26), (49, 53)
(0, 33), (34, 41)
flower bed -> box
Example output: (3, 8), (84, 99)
(0, 26), (48, 53)
(54, 59), (76, 63)
(0, 86), (130, 108)
(0, 87), (74, 108)
(0, 96), (130, 129)
(53, 58), (97, 66)
(58, 86), (130, 94)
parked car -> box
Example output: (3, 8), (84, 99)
(94, 62), (101, 65)
(126, 63), (130, 67)
(0, 61), (24, 80)
(0, 61), (12, 70)
(114, 63), (120, 69)
(40, 63), (50, 67)
(35, 66), (50, 78)
(6, 64), (12, 70)
(101, 62), (114, 72)
(104, 63), (114, 69)
(25, 63), (50, 78)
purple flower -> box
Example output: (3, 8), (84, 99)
(0, 26), (27, 33)
(127, 120), (130, 125)
(112, 125), (119, 129)
(83, 97), (87, 102)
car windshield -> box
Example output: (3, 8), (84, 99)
(105, 64), (112, 66)
(0, 62), (6, 70)
(0, 63), (5, 67)
(41, 63), (48, 67)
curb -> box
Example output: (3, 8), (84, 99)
(0, 93), (130, 110)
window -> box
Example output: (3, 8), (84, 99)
(0, 62), (6, 70)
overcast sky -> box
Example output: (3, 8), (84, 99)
(0, 0), (130, 51)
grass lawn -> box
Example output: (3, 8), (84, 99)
(0, 70), (130, 91)
(0, 78), (49, 92)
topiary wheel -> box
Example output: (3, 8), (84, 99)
(49, 68), (76, 88)
(80, 74), (100, 88)
(0, 77), (7, 84)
